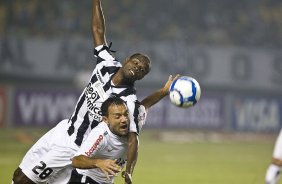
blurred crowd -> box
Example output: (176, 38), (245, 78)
(0, 0), (282, 48)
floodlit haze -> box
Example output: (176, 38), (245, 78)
(0, 0), (282, 130)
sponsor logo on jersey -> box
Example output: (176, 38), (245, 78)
(85, 135), (103, 156)
(87, 102), (102, 121)
(85, 83), (99, 101)
(85, 81), (107, 121)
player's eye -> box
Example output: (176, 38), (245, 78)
(113, 114), (120, 118)
(116, 115), (121, 118)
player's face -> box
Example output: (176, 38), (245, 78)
(105, 104), (129, 137)
(122, 58), (150, 81)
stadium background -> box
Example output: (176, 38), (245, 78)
(0, 0), (282, 183)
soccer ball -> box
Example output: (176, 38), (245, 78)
(169, 76), (201, 108)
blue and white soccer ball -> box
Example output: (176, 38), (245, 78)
(169, 76), (201, 108)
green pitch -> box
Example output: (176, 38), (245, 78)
(0, 128), (280, 184)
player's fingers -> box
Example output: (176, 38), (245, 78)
(107, 160), (120, 171)
(102, 170), (111, 181)
(109, 160), (119, 167)
(109, 164), (121, 175)
(173, 74), (181, 80)
(110, 164), (121, 172)
(168, 75), (173, 80)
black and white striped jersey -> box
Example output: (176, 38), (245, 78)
(67, 45), (147, 146)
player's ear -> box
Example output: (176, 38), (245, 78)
(103, 116), (109, 125)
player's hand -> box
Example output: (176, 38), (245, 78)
(96, 159), (122, 181)
(122, 171), (133, 184)
(162, 74), (180, 95)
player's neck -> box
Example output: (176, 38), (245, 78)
(112, 72), (134, 87)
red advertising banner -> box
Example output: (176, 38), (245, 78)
(0, 87), (6, 128)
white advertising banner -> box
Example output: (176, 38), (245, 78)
(1, 38), (282, 93)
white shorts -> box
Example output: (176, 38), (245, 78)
(19, 119), (79, 184)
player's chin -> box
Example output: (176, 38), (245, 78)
(118, 131), (128, 137)
(119, 126), (129, 136)
(124, 75), (136, 83)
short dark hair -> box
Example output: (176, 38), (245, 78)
(100, 96), (126, 117)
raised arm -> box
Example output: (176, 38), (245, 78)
(141, 75), (180, 110)
(92, 0), (106, 46)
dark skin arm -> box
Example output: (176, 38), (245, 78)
(123, 132), (138, 184)
(122, 75), (179, 183)
(141, 75), (179, 110)
(13, 167), (35, 184)
(92, 0), (106, 46)
(72, 155), (121, 180)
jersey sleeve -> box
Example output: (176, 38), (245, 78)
(126, 100), (147, 134)
(75, 127), (106, 157)
(94, 45), (121, 67)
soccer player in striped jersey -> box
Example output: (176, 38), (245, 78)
(12, 0), (176, 183)
(68, 96), (130, 184)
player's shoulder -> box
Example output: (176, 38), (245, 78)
(95, 122), (108, 131)
(122, 93), (138, 102)
(124, 97), (142, 108)
(87, 122), (108, 138)
(94, 44), (117, 61)
(86, 123), (109, 144)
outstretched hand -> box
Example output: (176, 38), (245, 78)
(140, 74), (181, 110)
(162, 74), (180, 95)
(96, 159), (121, 181)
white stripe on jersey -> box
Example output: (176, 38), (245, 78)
(67, 45), (146, 146)
(75, 122), (128, 184)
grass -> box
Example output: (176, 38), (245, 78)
(0, 128), (280, 184)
